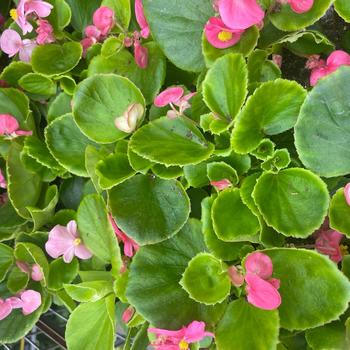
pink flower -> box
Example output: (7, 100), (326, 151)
(80, 37), (96, 57)
(109, 215), (139, 258)
(36, 19), (55, 45)
(122, 306), (135, 323)
(345, 183), (350, 206)
(18, 290), (41, 315)
(279, 0), (314, 14)
(244, 251), (281, 310)
(272, 54), (282, 68)
(115, 103), (144, 133)
(16, 261), (43, 281)
(210, 179), (232, 191)
(135, 0), (150, 39)
(134, 41), (149, 69)
(205, 17), (243, 49)
(307, 50), (350, 86)
(0, 29), (37, 62)
(148, 321), (214, 350)
(0, 299), (12, 321)
(218, 0), (265, 31)
(45, 220), (93, 263)
(227, 266), (244, 287)
(93, 6), (115, 36)
(85, 25), (101, 40)
(315, 229), (344, 263)
(0, 169), (6, 189)
(0, 114), (33, 138)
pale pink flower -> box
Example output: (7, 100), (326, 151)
(0, 169), (6, 189)
(36, 19), (54, 45)
(134, 40), (149, 69)
(148, 321), (214, 350)
(135, 0), (150, 39)
(345, 183), (350, 206)
(115, 103), (144, 133)
(109, 215), (139, 258)
(93, 6), (115, 36)
(210, 179), (232, 191)
(0, 114), (32, 138)
(16, 261), (43, 281)
(45, 220), (93, 263)
(18, 290), (41, 315)
(227, 266), (245, 287)
(205, 17), (243, 49)
(315, 229), (344, 263)
(122, 306), (135, 323)
(278, 0), (314, 14)
(218, 0), (265, 31)
(0, 29), (37, 62)
(0, 299), (12, 321)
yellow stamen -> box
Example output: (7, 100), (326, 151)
(10, 9), (18, 21)
(341, 244), (349, 256)
(179, 340), (189, 350)
(73, 238), (81, 246)
(218, 31), (233, 42)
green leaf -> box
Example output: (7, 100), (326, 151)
(335, 0), (350, 22)
(77, 194), (122, 273)
(212, 189), (260, 242)
(216, 299), (279, 350)
(180, 252), (231, 305)
(0, 61), (32, 87)
(127, 146), (154, 174)
(108, 174), (190, 245)
(85, 145), (108, 193)
(7, 142), (42, 219)
(264, 248), (350, 330)
(47, 92), (71, 123)
(101, 0), (130, 29)
(202, 26), (259, 67)
(45, 114), (97, 177)
(143, 0), (214, 72)
(65, 0), (100, 32)
(64, 281), (114, 302)
(31, 42), (82, 77)
(73, 74), (145, 143)
(232, 79), (306, 154)
(253, 168), (329, 238)
(269, 0), (334, 31)
(7, 267), (29, 294)
(47, 0), (72, 31)
(0, 243), (13, 282)
(0, 88), (29, 126)
(261, 148), (291, 172)
(18, 73), (56, 97)
(203, 54), (248, 124)
(0, 200), (26, 232)
(65, 295), (116, 350)
(183, 162), (210, 188)
(151, 164), (183, 179)
(96, 152), (135, 189)
(207, 161), (238, 184)
(329, 188), (350, 238)
(126, 219), (225, 329)
(129, 117), (214, 166)
(295, 66), (350, 177)
(48, 257), (79, 291)
(250, 138), (275, 160)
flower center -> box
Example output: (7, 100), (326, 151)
(218, 31), (233, 42)
(10, 9), (18, 21)
(179, 340), (189, 350)
(73, 238), (81, 246)
(341, 244), (349, 256)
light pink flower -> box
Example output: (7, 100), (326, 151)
(135, 0), (150, 39)
(36, 19), (54, 45)
(227, 266), (244, 287)
(93, 6), (115, 36)
(0, 299), (12, 321)
(279, 0), (314, 14)
(134, 41), (149, 69)
(315, 229), (344, 263)
(122, 306), (135, 323)
(218, 0), (265, 31)
(18, 290), (41, 315)
(85, 25), (101, 40)
(0, 29), (37, 62)
(244, 251), (281, 310)
(148, 321), (214, 350)
(109, 215), (139, 258)
(204, 17), (243, 49)
(0, 169), (6, 189)
(0, 114), (32, 138)
(345, 183), (350, 206)
(210, 179), (232, 191)
(154, 87), (185, 108)
(45, 220), (93, 263)
(115, 103), (144, 133)
(80, 37), (96, 57)
(16, 261), (43, 281)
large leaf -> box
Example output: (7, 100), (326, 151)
(143, 0), (214, 72)
(65, 0), (100, 32)
(73, 74), (145, 143)
(65, 295), (116, 350)
(216, 299), (279, 350)
(264, 248), (350, 330)
(126, 219), (225, 329)
(253, 168), (329, 238)
(0, 244), (13, 282)
(232, 79), (306, 154)
(295, 67), (350, 177)
(108, 174), (190, 245)
(129, 117), (214, 166)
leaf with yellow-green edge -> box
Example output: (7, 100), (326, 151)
(64, 280), (114, 302)
(0, 243), (13, 282)
(18, 73), (56, 97)
(7, 267), (29, 294)
(0, 61), (32, 87)
(335, 0), (350, 22)
(329, 187), (350, 238)
(231, 79), (306, 154)
(151, 164), (183, 179)
(48, 257), (79, 291)
(207, 161), (238, 184)
(47, 0), (72, 31)
(101, 0), (130, 29)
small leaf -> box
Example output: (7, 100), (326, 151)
(7, 267), (29, 294)
(64, 281), (114, 302)
(0, 61), (32, 87)
(207, 161), (238, 184)
(261, 148), (291, 172)
(101, 0), (131, 29)
(0, 243), (13, 282)
(329, 188), (350, 238)
(18, 73), (56, 97)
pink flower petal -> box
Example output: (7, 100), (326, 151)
(25, 0), (53, 18)
(36, 19), (55, 45)
(288, 0), (314, 14)
(74, 244), (93, 260)
(81, 37), (96, 57)
(19, 39), (36, 62)
(122, 306), (135, 323)
(228, 266), (245, 287)
(183, 321), (214, 343)
(63, 246), (75, 263)
(85, 25), (101, 40)
(135, 0), (150, 39)
(31, 264), (43, 281)
(268, 278), (280, 289)
(93, 6), (115, 36)
(134, 42), (148, 69)
(315, 229), (343, 263)
(0, 299), (12, 321)
(66, 220), (78, 238)
(154, 87), (184, 107)
(0, 114), (19, 135)
(218, 0), (265, 31)
(15, 129), (33, 136)
(0, 169), (7, 189)
(16, 261), (30, 274)
(326, 50), (350, 70)
(345, 183), (350, 206)
(0, 29), (22, 57)
(210, 179), (232, 191)
(245, 251), (273, 279)
(20, 290), (41, 315)
(45, 224), (76, 259)
(309, 66), (329, 86)
(7, 297), (23, 309)
(245, 274), (281, 310)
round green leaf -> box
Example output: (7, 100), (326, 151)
(295, 67), (350, 177)
(19, 74), (56, 97)
(0, 88), (29, 126)
(269, 0), (334, 31)
(45, 114), (97, 177)
(329, 188), (350, 238)
(126, 219), (225, 329)
(180, 252), (230, 305)
(216, 298), (279, 350)
(73, 74), (145, 143)
(207, 161), (238, 184)
(0, 243), (13, 282)
(0, 61), (32, 87)
(212, 189), (260, 242)
(48, 257), (79, 291)
(232, 79), (306, 154)
(31, 42), (82, 77)
(47, 0), (72, 31)
(335, 0), (350, 22)
(129, 117), (214, 166)
(65, 0), (100, 32)
(143, 0), (214, 72)
(108, 174), (190, 245)
(253, 168), (329, 238)
(264, 248), (350, 330)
